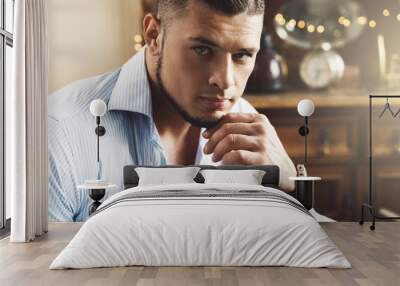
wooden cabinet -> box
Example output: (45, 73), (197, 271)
(247, 91), (400, 221)
(248, 94), (378, 221)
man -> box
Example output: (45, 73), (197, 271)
(48, 0), (296, 221)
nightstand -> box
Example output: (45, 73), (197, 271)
(289, 176), (335, 222)
(289, 176), (321, 210)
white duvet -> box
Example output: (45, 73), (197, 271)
(50, 183), (351, 269)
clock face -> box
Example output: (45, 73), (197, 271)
(300, 50), (345, 89)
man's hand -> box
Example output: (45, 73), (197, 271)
(202, 113), (272, 165)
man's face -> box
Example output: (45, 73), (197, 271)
(156, 1), (264, 128)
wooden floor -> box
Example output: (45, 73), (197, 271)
(0, 222), (399, 286)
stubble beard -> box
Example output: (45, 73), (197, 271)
(155, 47), (222, 129)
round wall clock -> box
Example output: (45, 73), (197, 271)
(299, 49), (345, 89)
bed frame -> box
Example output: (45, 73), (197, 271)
(123, 165), (281, 190)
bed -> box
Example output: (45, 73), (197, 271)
(50, 165), (350, 269)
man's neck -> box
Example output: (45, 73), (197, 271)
(152, 89), (193, 139)
(145, 48), (201, 165)
(145, 48), (193, 137)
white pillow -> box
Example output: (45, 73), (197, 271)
(135, 167), (201, 186)
(200, 169), (266, 185)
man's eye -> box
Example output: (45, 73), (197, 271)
(193, 46), (212, 56)
(233, 52), (252, 61)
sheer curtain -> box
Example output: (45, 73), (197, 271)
(7, 0), (49, 242)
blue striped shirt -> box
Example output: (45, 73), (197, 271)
(48, 47), (271, 222)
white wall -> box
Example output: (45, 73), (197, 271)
(47, 0), (143, 93)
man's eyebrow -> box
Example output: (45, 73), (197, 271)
(237, 48), (258, 54)
(188, 36), (258, 53)
(188, 36), (219, 47)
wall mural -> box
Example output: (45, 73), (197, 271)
(48, 1), (400, 222)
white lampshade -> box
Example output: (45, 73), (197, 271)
(297, 99), (315, 117)
(90, 99), (107, 117)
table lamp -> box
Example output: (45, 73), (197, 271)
(89, 99), (107, 180)
(292, 99), (333, 221)
(77, 99), (111, 215)
(297, 99), (315, 164)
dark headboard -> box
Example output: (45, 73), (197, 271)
(123, 165), (280, 190)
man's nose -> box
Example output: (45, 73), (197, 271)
(208, 55), (235, 91)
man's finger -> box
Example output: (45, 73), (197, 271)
(204, 122), (265, 155)
(220, 150), (262, 165)
(211, 134), (261, 162)
(203, 113), (258, 138)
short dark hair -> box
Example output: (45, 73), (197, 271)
(157, 0), (265, 25)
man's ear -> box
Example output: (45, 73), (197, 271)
(143, 14), (162, 56)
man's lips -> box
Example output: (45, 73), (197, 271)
(199, 96), (232, 110)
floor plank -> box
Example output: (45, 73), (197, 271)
(0, 222), (399, 286)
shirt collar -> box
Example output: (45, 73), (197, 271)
(106, 46), (213, 165)
(107, 46), (153, 118)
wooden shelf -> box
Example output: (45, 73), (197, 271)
(244, 88), (400, 109)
